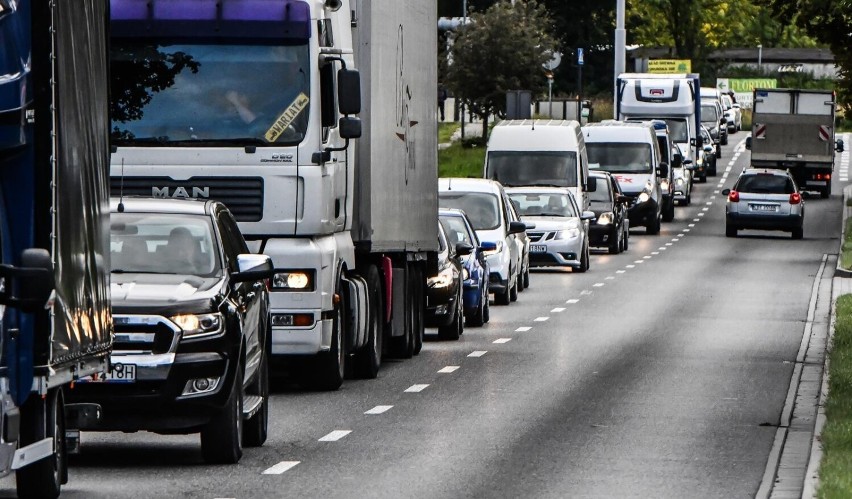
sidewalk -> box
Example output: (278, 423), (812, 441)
(438, 122), (484, 151)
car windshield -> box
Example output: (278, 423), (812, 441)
(701, 104), (719, 123)
(589, 177), (612, 202)
(646, 118), (688, 142)
(439, 192), (501, 230)
(735, 174), (795, 194)
(656, 136), (669, 163)
(508, 192), (577, 217)
(440, 215), (476, 247)
(700, 128), (712, 143)
(587, 143), (653, 174)
(486, 151), (578, 187)
(110, 41), (310, 146)
(110, 213), (221, 276)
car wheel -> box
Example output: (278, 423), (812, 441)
(509, 275), (519, 302)
(662, 199), (675, 222)
(725, 224), (737, 238)
(483, 288), (491, 323)
(243, 343), (269, 447)
(201, 368), (243, 464)
(575, 243), (589, 273)
(792, 227), (804, 239)
(721, 135), (728, 146)
(622, 226), (629, 251)
(495, 283), (511, 306)
(685, 192), (691, 206)
(646, 214), (661, 235)
(700, 174), (707, 183)
(355, 266), (383, 378)
(438, 289), (463, 341)
(16, 388), (66, 498)
(523, 266), (530, 289)
(467, 289), (486, 327)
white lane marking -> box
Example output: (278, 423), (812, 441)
(616, 270), (626, 273)
(688, 224), (695, 227)
(605, 276), (615, 280)
(634, 260), (644, 264)
(580, 290), (593, 295)
(677, 234), (685, 237)
(659, 247), (667, 251)
(702, 207), (709, 211)
(643, 256), (652, 259)
(706, 201), (713, 205)
(365, 405), (393, 415)
(262, 461), (300, 475)
(672, 238), (680, 242)
(651, 252), (659, 255)
(405, 384), (429, 393)
(551, 307), (566, 312)
(319, 430), (351, 442)
(438, 366), (460, 373)
(468, 351), (487, 358)
(516, 326), (532, 332)
(493, 338), (512, 344)
(626, 264), (635, 268)
(714, 190), (720, 194)
(593, 282), (605, 287)
(698, 213), (705, 217)
(666, 243), (673, 246)
(534, 316), (549, 322)
(566, 299), (579, 304)
(683, 229), (690, 232)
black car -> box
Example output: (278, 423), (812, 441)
(67, 197), (274, 464)
(587, 171), (630, 254)
(425, 222), (472, 340)
(694, 125), (718, 182)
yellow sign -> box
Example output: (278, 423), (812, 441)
(648, 59), (692, 74)
(265, 93), (310, 143)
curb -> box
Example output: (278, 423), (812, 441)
(835, 172), (852, 278)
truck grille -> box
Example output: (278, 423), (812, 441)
(110, 177), (264, 222)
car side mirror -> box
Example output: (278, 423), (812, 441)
(585, 179), (597, 192)
(837, 139), (845, 153)
(581, 210), (596, 221)
(683, 159), (695, 170)
(508, 221), (527, 235)
(616, 194), (631, 204)
(720, 117), (728, 125)
(4, 248), (55, 313)
(671, 153), (683, 169)
(703, 145), (713, 153)
(523, 222), (536, 230)
(479, 241), (497, 252)
(657, 162), (668, 178)
(733, 103), (741, 109)
(745, 136), (753, 150)
(233, 254), (274, 283)
(455, 242), (474, 257)
(721, 188), (731, 195)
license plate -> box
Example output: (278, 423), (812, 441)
(530, 245), (547, 253)
(78, 363), (137, 384)
(750, 204), (778, 212)
(807, 180), (827, 186)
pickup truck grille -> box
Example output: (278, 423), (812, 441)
(113, 320), (177, 354)
(110, 176), (264, 222)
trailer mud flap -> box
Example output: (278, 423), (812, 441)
(11, 437), (52, 470)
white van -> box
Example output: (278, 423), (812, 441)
(484, 120), (591, 211)
(582, 121), (667, 234)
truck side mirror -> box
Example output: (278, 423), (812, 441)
(337, 69), (361, 115)
(837, 139), (845, 153)
(339, 117), (362, 139)
(745, 136), (753, 150)
(19, 248), (54, 313)
(657, 162), (668, 178)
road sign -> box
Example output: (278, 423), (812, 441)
(577, 48), (584, 66)
(543, 51), (561, 71)
(647, 59), (691, 74)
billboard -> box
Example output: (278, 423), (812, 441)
(716, 78), (778, 109)
(648, 59), (692, 74)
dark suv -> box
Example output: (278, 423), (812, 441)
(67, 197), (274, 464)
(587, 171), (630, 254)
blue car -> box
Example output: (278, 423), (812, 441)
(439, 209), (494, 327)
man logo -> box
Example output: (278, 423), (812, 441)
(152, 186), (210, 199)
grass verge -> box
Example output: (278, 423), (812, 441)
(841, 218), (852, 270)
(438, 122), (459, 144)
(438, 142), (485, 178)
(819, 294), (852, 498)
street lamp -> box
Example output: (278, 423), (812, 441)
(757, 44), (763, 72)
(613, 0), (626, 118)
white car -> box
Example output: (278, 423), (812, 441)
(722, 93), (742, 133)
(438, 178), (527, 305)
(506, 187), (595, 272)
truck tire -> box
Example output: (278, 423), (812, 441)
(354, 266), (383, 379)
(16, 388), (66, 499)
(821, 184), (831, 199)
(243, 342), (269, 448)
(311, 287), (347, 389)
(201, 369), (243, 464)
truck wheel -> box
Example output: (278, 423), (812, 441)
(355, 266), (383, 378)
(243, 345), (268, 448)
(201, 369), (243, 464)
(438, 289), (463, 341)
(311, 290), (346, 388)
(411, 265), (425, 355)
(821, 184), (831, 199)
(16, 388), (66, 499)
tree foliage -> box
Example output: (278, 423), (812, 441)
(444, 0), (558, 139)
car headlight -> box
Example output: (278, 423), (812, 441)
(482, 241), (503, 256)
(462, 268), (470, 281)
(696, 156), (703, 166)
(272, 270), (314, 291)
(554, 228), (581, 239)
(427, 267), (455, 288)
(660, 179), (670, 191)
(676, 178), (684, 186)
(172, 312), (224, 338)
(597, 212), (614, 225)
(638, 192), (650, 203)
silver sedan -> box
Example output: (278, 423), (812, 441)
(723, 168), (805, 239)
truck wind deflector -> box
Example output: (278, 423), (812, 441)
(110, 0), (311, 40)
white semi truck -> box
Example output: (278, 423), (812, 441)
(108, 0), (438, 390)
(746, 88), (844, 199)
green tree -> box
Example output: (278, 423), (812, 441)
(444, 0), (558, 140)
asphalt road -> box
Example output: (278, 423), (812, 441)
(2, 134), (843, 498)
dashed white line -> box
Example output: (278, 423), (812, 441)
(698, 213), (705, 217)
(634, 260), (644, 264)
(672, 238), (680, 242)
(262, 461), (300, 475)
(534, 316), (549, 322)
(551, 307), (566, 313)
(515, 326), (532, 332)
(651, 252), (659, 255)
(438, 366), (460, 373)
(468, 351), (487, 358)
(319, 430), (352, 442)
(665, 243), (673, 246)
(683, 229), (690, 232)
(616, 270), (626, 273)
(706, 201), (713, 205)
(677, 234), (684, 237)
(702, 207), (709, 211)
(643, 255), (652, 259)
(688, 224), (695, 227)
(626, 264), (635, 268)
(605, 276), (615, 280)
(580, 290), (593, 295)
(405, 384), (429, 393)
(365, 405), (393, 415)
(493, 338), (512, 344)
(566, 299), (579, 304)
(593, 282), (605, 287)
(714, 190), (720, 194)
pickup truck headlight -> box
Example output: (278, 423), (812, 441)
(272, 270), (314, 291)
(597, 212), (614, 225)
(172, 312), (224, 339)
(427, 267), (455, 288)
(638, 192), (651, 203)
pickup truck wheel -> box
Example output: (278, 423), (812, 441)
(16, 388), (65, 499)
(201, 369), (243, 464)
(355, 266), (383, 378)
(243, 347), (269, 448)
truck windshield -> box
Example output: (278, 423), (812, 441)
(439, 192), (501, 231)
(110, 41), (311, 146)
(485, 151), (578, 187)
(587, 143), (653, 174)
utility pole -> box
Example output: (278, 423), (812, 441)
(460, 0), (467, 140)
(613, 0), (625, 118)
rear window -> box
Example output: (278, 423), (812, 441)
(589, 177), (612, 202)
(439, 192), (501, 231)
(701, 104), (719, 123)
(485, 151), (578, 187)
(735, 174), (795, 194)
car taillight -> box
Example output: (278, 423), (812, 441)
(790, 192), (802, 204)
(728, 190), (739, 202)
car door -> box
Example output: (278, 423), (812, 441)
(610, 175), (628, 231)
(217, 207), (264, 379)
(502, 191), (522, 280)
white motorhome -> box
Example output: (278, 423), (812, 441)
(484, 120), (591, 211)
(617, 74), (703, 165)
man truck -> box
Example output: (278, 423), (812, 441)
(746, 88), (844, 199)
(107, 0), (438, 390)
(0, 0), (113, 495)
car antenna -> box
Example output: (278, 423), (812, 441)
(118, 157), (125, 213)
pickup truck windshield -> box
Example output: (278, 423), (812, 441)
(588, 143), (653, 174)
(486, 151), (578, 188)
(110, 42), (310, 146)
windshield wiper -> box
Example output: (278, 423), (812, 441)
(111, 269), (163, 274)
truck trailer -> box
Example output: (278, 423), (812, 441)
(746, 88), (844, 198)
(107, 0), (438, 390)
(0, 0), (113, 495)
